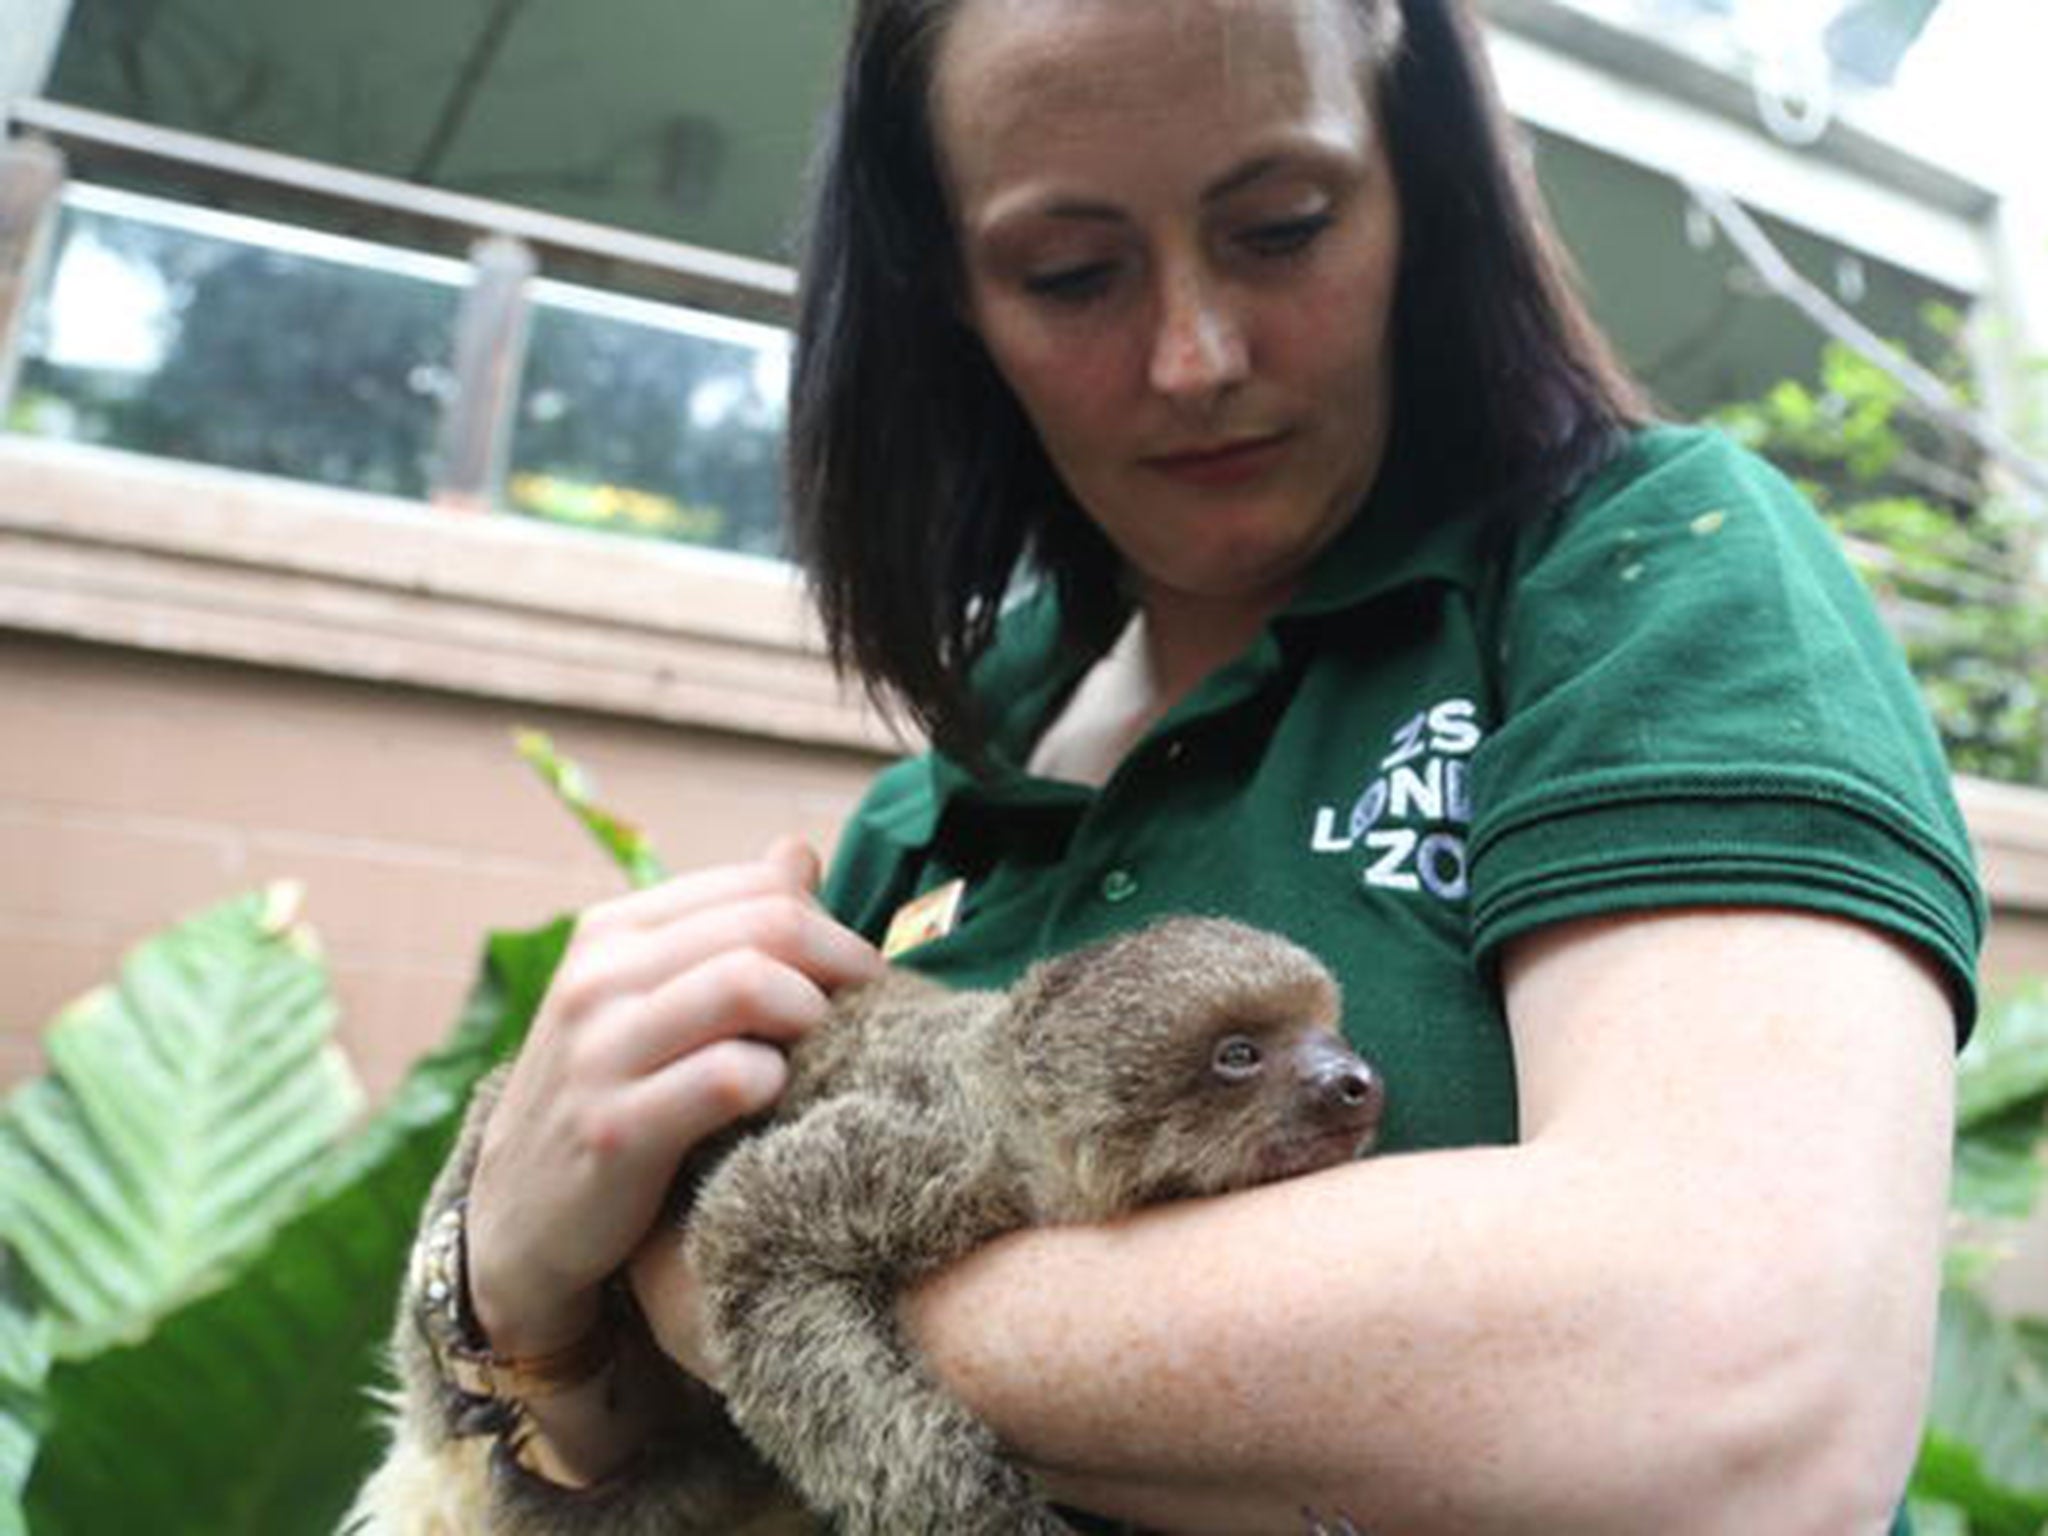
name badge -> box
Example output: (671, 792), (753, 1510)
(881, 878), (966, 960)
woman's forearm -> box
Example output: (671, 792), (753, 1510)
(905, 1134), (1929, 1536)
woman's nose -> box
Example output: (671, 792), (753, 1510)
(1148, 267), (1248, 407)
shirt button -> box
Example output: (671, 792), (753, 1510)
(1163, 738), (1187, 764)
(1100, 868), (1140, 903)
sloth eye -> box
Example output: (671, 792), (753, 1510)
(1211, 1035), (1263, 1082)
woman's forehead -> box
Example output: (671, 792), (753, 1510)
(931, 0), (1374, 209)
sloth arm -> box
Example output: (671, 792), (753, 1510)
(900, 906), (1955, 1536)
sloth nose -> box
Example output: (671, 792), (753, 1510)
(1315, 1058), (1384, 1130)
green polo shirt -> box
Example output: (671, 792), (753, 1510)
(820, 424), (1971, 1536)
(824, 423), (1981, 1157)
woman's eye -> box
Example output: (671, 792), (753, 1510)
(1211, 1035), (1264, 1081)
(1237, 212), (1334, 260)
(1022, 262), (1116, 304)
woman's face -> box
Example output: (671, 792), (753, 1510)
(932, 0), (1402, 627)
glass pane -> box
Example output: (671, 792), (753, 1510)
(507, 282), (792, 560)
(9, 183), (464, 500)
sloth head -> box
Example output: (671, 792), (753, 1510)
(1002, 918), (1384, 1222)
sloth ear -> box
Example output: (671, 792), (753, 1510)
(1005, 950), (1088, 1045)
(1004, 930), (1170, 1077)
(1008, 926), (1149, 1028)
(1001, 937), (1141, 1088)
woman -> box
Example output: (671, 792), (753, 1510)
(386, 0), (1980, 1530)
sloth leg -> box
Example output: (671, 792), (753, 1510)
(688, 1095), (1074, 1536)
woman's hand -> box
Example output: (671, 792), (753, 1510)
(464, 836), (884, 1362)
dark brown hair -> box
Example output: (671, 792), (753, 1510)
(787, 0), (1647, 761)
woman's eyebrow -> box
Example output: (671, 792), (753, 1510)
(1027, 199), (1124, 224)
(1203, 154), (1289, 203)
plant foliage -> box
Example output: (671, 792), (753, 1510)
(516, 727), (669, 888)
(0, 883), (567, 1535)
(1909, 984), (2048, 1534)
(1716, 332), (2048, 785)
(1914, 1290), (2048, 1536)
(0, 885), (360, 1358)
(0, 1291), (47, 1536)
(22, 922), (566, 1536)
(0, 734), (650, 1534)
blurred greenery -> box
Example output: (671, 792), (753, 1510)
(1906, 985), (2048, 1533)
(0, 744), (617, 1534)
(0, 890), (568, 1535)
(515, 727), (669, 888)
(1716, 317), (2048, 785)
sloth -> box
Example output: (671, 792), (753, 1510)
(348, 915), (1384, 1536)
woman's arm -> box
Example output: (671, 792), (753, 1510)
(901, 906), (1955, 1535)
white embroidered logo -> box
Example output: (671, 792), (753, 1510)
(1309, 698), (1483, 901)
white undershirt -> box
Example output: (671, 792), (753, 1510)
(1024, 613), (1169, 789)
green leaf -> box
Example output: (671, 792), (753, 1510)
(2018, 1319), (2048, 1420)
(516, 728), (669, 889)
(1951, 1115), (2048, 1222)
(23, 919), (570, 1536)
(1957, 990), (2048, 1131)
(1767, 378), (1820, 433)
(1948, 990), (2048, 1227)
(1911, 1434), (2048, 1536)
(1911, 1287), (2048, 1532)
(0, 1281), (50, 1536)
(0, 886), (361, 1359)
(1903, 1499), (1968, 1536)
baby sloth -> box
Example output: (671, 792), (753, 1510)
(353, 916), (1382, 1536)
(687, 914), (1383, 1536)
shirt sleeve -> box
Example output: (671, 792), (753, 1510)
(1465, 426), (1985, 1032)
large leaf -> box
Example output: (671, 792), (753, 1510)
(0, 885), (362, 1359)
(1911, 1287), (2048, 1533)
(23, 920), (570, 1536)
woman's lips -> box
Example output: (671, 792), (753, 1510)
(1142, 431), (1293, 488)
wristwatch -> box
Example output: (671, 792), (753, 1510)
(409, 1197), (615, 1409)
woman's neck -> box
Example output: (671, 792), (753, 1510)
(1138, 582), (1289, 706)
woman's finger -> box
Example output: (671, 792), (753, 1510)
(600, 1037), (792, 1183)
(581, 848), (819, 938)
(577, 948), (838, 1081)
(555, 892), (882, 1028)
(761, 835), (822, 894)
